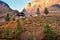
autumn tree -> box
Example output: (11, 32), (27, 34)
(5, 14), (10, 22)
(44, 8), (49, 15)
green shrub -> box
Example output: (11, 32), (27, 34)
(4, 28), (9, 38)
(14, 20), (22, 36)
(44, 23), (54, 37)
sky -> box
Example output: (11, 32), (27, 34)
(1, 0), (31, 12)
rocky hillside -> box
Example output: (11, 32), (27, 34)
(47, 4), (60, 16)
(0, 14), (60, 40)
(0, 0), (20, 23)
(25, 0), (60, 13)
(23, 0), (60, 15)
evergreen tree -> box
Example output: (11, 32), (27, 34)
(36, 8), (40, 15)
(28, 2), (31, 6)
(4, 28), (9, 38)
(44, 8), (49, 15)
(44, 23), (54, 37)
(14, 20), (22, 36)
(5, 14), (10, 22)
(44, 23), (51, 33)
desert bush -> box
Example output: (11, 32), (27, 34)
(14, 20), (22, 36)
(43, 23), (56, 40)
(0, 28), (2, 33)
(13, 18), (15, 21)
(4, 28), (9, 38)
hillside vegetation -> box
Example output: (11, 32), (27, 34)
(0, 14), (60, 40)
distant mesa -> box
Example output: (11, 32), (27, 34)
(0, 0), (11, 9)
(0, 0), (12, 13)
(47, 4), (60, 15)
(48, 4), (60, 11)
(50, 4), (60, 8)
